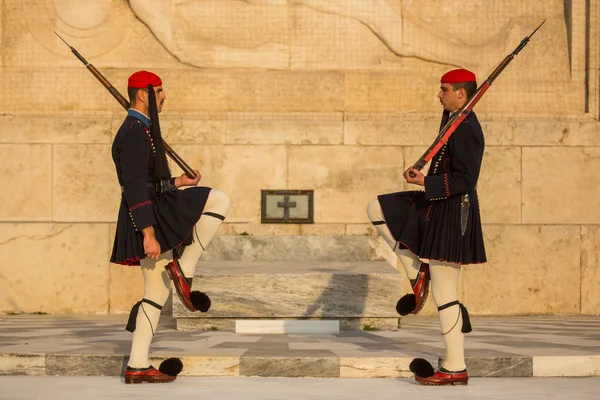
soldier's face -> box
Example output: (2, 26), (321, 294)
(437, 83), (459, 112)
(154, 86), (166, 113)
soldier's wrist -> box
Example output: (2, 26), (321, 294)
(142, 226), (155, 238)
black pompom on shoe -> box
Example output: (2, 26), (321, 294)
(409, 358), (435, 378)
(190, 291), (211, 312)
(396, 294), (416, 316)
(158, 358), (183, 377)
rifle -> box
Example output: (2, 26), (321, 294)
(410, 20), (546, 176)
(55, 32), (198, 180)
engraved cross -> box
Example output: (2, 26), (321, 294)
(277, 195), (297, 222)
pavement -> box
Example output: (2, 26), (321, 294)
(1, 314), (599, 379)
(1, 376), (600, 400)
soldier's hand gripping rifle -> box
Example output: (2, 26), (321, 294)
(409, 20), (546, 177)
(55, 32), (199, 180)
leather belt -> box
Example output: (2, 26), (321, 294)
(121, 179), (177, 194)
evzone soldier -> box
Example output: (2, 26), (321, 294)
(110, 71), (230, 384)
(367, 69), (486, 386)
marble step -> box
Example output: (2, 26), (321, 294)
(2, 315), (599, 378)
(173, 261), (403, 331)
(3, 352), (564, 378)
(235, 320), (340, 334)
(200, 236), (394, 262)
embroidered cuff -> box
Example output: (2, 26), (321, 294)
(424, 175), (449, 200)
(128, 201), (156, 231)
(129, 200), (152, 212)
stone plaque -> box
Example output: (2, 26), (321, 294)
(261, 190), (314, 223)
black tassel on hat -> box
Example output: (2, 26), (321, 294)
(147, 83), (171, 181)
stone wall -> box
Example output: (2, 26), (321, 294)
(0, 0), (598, 316)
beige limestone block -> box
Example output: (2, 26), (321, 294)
(2, 68), (120, 113)
(462, 225), (581, 315)
(219, 224), (301, 237)
(107, 69), (231, 113)
(159, 70), (231, 112)
(291, 2), (400, 70)
(347, 117), (600, 148)
(152, 115), (226, 145)
(229, 71), (344, 112)
(3, 0), (180, 69)
(575, 121), (600, 147)
(155, 145), (224, 187)
(289, 146), (404, 223)
(344, 115), (441, 146)
(0, 114), (112, 144)
(346, 224), (378, 236)
(0, 4), (2, 66)
(478, 147), (521, 224)
(482, 119), (600, 147)
(523, 147), (600, 224)
(300, 224), (346, 236)
(107, 224), (144, 314)
(129, 0), (291, 70)
(172, 145), (287, 222)
(0, 67), (3, 111)
(227, 112), (344, 145)
(4, 0), (129, 67)
(344, 72), (432, 113)
(0, 144), (52, 221)
(0, 223), (110, 314)
(91, 14), (183, 69)
(581, 226), (600, 315)
(218, 145), (287, 222)
(53, 144), (120, 222)
(590, 0), (600, 119)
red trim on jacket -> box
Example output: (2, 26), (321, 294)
(443, 173), (450, 197)
(129, 200), (152, 212)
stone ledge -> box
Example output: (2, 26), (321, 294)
(1, 316), (598, 378)
(173, 261), (403, 324)
(2, 353), (598, 378)
(177, 317), (399, 332)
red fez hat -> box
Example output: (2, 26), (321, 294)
(441, 69), (476, 84)
(128, 70), (162, 88)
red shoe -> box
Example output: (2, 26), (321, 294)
(165, 260), (196, 312)
(415, 368), (469, 386)
(124, 366), (177, 384)
(412, 263), (430, 315)
(165, 260), (212, 312)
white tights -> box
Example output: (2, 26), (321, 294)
(127, 189), (230, 368)
(367, 198), (466, 371)
(178, 189), (231, 276)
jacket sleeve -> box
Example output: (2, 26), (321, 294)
(120, 123), (156, 231)
(424, 122), (481, 200)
